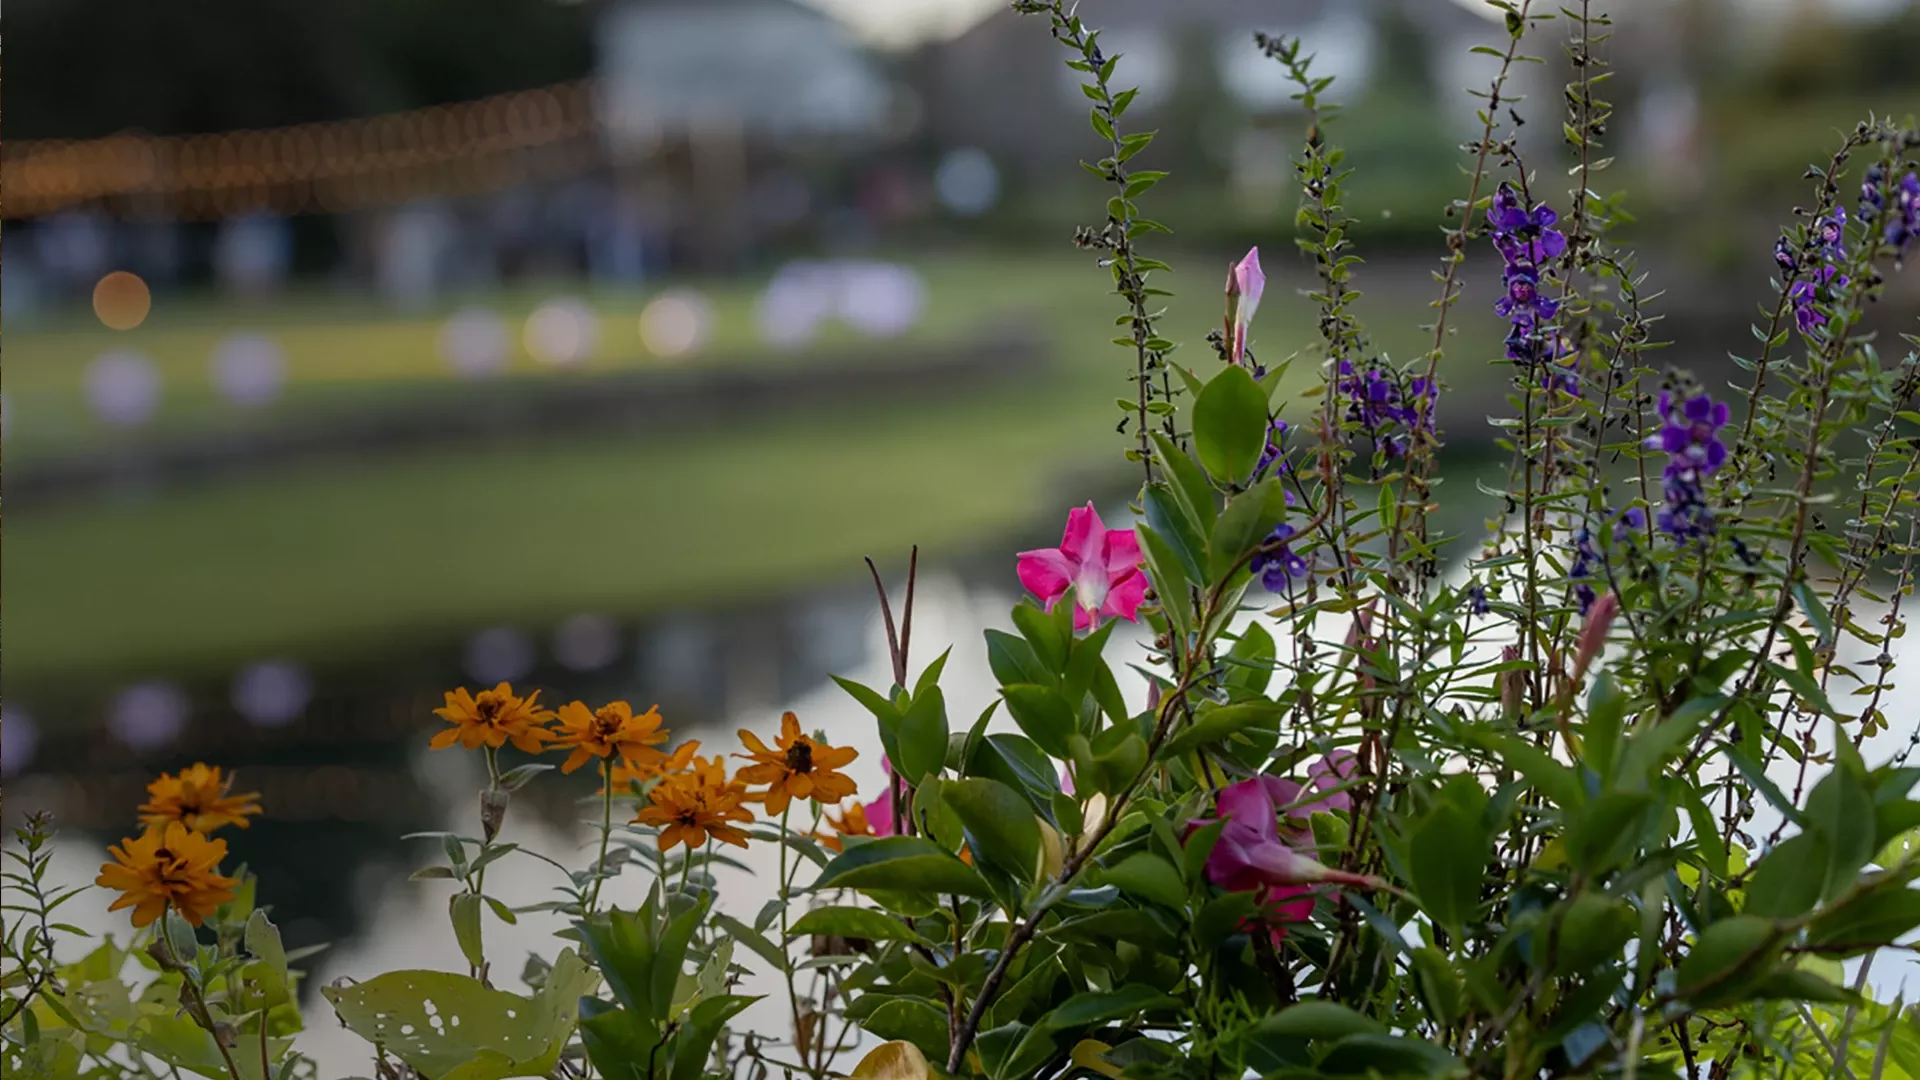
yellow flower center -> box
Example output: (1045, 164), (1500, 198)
(592, 709), (625, 738)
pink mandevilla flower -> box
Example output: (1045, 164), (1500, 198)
(1016, 503), (1147, 630)
(1190, 756), (1376, 942)
(1224, 246), (1266, 365)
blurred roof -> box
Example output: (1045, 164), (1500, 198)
(597, 0), (893, 140)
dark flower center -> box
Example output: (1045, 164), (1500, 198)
(475, 696), (503, 722)
(786, 740), (814, 773)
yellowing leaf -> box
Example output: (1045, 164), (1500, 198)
(1072, 1039), (1124, 1078)
(851, 1039), (932, 1080)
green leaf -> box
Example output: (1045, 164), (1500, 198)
(788, 906), (932, 946)
(897, 687), (950, 785)
(1806, 881), (1920, 956)
(710, 914), (788, 974)
(1163, 701), (1283, 758)
(1192, 365), (1269, 487)
(813, 837), (993, 898)
(861, 997), (949, 1063)
(944, 778), (1043, 884)
(1554, 894), (1636, 974)
(1746, 967), (1860, 1004)
(1012, 602), (1069, 672)
(579, 898), (663, 1022)
(668, 994), (757, 1080)
(966, 732), (1065, 813)
(1040, 985), (1178, 1031)
(985, 631), (1053, 689)
(1615, 695), (1725, 788)
(1562, 792), (1654, 875)
(1476, 730), (1584, 809)
(1150, 432), (1217, 533)
(1792, 581), (1835, 646)
(1744, 833), (1828, 919)
(1136, 525), (1193, 634)
(1224, 622), (1275, 695)
(1405, 803), (1488, 935)
(1408, 948), (1462, 1028)
(1257, 1000), (1387, 1041)
(135, 1012), (293, 1080)
(450, 893), (485, 971)
(1672, 915), (1782, 1008)
(1000, 684), (1078, 760)
(1805, 758), (1877, 902)
(321, 950), (596, 1080)
(1317, 1034), (1461, 1078)
(1142, 484), (1208, 587)
(1210, 479), (1288, 580)
(1584, 671), (1627, 781)
(1099, 853), (1186, 910)
(161, 910), (199, 969)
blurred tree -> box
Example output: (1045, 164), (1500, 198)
(8, 0), (597, 140)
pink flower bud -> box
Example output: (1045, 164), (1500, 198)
(1224, 247), (1265, 365)
(1573, 592), (1618, 685)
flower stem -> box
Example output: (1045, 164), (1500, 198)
(589, 763), (614, 912)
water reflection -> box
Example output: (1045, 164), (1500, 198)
(13, 526), (1920, 1074)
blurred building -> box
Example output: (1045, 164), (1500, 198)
(596, 0), (902, 268)
(921, 0), (1499, 179)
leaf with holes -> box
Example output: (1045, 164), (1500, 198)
(320, 950), (596, 1080)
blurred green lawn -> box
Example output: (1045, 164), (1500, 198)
(6, 251), (1501, 687)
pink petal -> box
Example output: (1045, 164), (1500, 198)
(1260, 775), (1307, 820)
(1263, 883), (1315, 925)
(865, 786), (897, 837)
(1061, 503), (1106, 566)
(1101, 569), (1147, 623)
(1304, 750), (1359, 815)
(1072, 604), (1095, 631)
(1103, 529), (1142, 576)
(1233, 247), (1265, 325)
(1017, 549), (1074, 604)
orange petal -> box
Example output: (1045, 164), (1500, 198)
(812, 744), (859, 770)
(429, 727), (463, 750)
(738, 729), (773, 755)
(780, 712), (802, 744)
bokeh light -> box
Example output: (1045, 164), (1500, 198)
(523, 298), (599, 367)
(210, 332), (288, 407)
(438, 306), (512, 378)
(755, 261), (835, 350)
(1, 709), (40, 777)
(934, 147), (1001, 217)
(232, 659), (313, 727)
(85, 351), (163, 427)
(108, 681), (190, 752)
(554, 613), (621, 672)
(92, 270), (153, 330)
(638, 290), (712, 359)
(464, 626), (535, 684)
(839, 261), (926, 338)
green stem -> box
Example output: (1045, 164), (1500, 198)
(589, 762), (615, 912)
(776, 803), (820, 1078)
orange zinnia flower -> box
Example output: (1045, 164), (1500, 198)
(603, 740), (701, 794)
(96, 821), (239, 928)
(139, 763), (262, 833)
(736, 712), (858, 816)
(430, 683), (556, 753)
(820, 801), (877, 853)
(633, 755), (754, 852)
(551, 700), (670, 774)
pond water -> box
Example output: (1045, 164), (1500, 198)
(11, 493), (1920, 1074)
